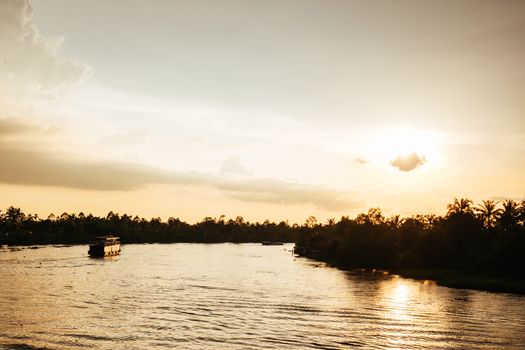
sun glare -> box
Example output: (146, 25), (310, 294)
(361, 126), (443, 169)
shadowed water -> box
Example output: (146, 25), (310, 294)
(0, 244), (524, 349)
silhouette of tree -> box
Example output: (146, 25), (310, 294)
(447, 198), (474, 216)
(1, 198), (524, 282)
(518, 201), (525, 229)
(499, 199), (520, 232)
(5, 206), (24, 224)
(388, 215), (402, 228)
(305, 216), (317, 228)
(475, 200), (502, 229)
(355, 208), (384, 225)
(423, 214), (438, 229)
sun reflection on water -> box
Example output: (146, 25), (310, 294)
(386, 280), (413, 322)
(376, 278), (427, 349)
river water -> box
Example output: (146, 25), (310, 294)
(0, 243), (524, 350)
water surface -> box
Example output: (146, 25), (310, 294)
(0, 244), (524, 349)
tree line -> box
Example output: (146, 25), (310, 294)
(1, 198), (524, 278)
(296, 198), (525, 279)
(0, 208), (301, 245)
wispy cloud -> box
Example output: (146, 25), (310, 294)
(489, 195), (525, 202)
(217, 178), (362, 211)
(0, 118), (360, 211)
(355, 157), (369, 165)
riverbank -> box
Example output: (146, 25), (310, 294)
(392, 269), (525, 295)
(293, 247), (525, 295)
(332, 264), (525, 295)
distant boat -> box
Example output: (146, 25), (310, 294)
(88, 236), (121, 257)
(262, 241), (284, 246)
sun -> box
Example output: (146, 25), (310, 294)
(360, 126), (443, 168)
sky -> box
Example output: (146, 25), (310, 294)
(1, 0), (524, 223)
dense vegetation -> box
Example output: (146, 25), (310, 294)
(0, 208), (301, 245)
(296, 198), (525, 281)
(1, 198), (524, 281)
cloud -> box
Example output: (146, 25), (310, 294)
(217, 178), (362, 211)
(0, 117), (38, 135)
(390, 153), (426, 172)
(0, 0), (91, 112)
(0, 119), (360, 211)
(219, 156), (251, 175)
(490, 195), (525, 202)
(355, 157), (369, 165)
(0, 144), (178, 190)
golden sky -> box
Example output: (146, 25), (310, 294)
(1, 0), (524, 223)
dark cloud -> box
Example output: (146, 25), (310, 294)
(0, 144), (180, 190)
(390, 153), (426, 172)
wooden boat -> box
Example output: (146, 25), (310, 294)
(88, 236), (121, 257)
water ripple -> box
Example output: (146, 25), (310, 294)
(1, 244), (524, 350)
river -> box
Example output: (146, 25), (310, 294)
(0, 243), (524, 349)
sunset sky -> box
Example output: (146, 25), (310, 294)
(1, 0), (524, 223)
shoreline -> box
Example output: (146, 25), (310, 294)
(392, 269), (525, 295)
(325, 262), (525, 295)
(292, 251), (525, 295)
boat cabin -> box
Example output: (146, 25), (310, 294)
(88, 235), (121, 257)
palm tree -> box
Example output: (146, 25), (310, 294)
(518, 200), (525, 228)
(388, 215), (402, 228)
(423, 214), (438, 228)
(499, 199), (520, 232)
(475, 200), (502, 229)
(447, 198), (474, 216)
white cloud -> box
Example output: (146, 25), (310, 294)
(0, 0), (91, 113)
(220, 156), (251, 175)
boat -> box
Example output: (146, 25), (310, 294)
(262, 241), (284, 246)
(88, 236), (121, 257)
